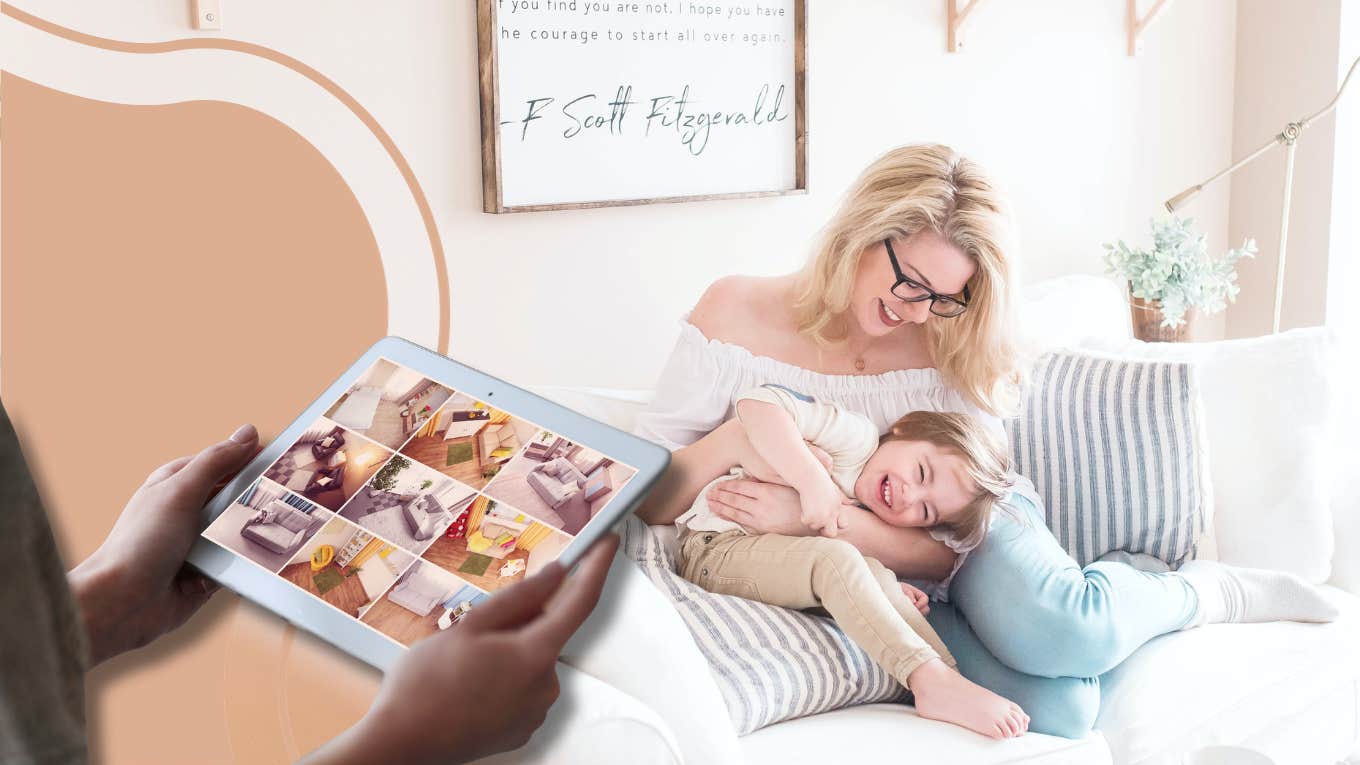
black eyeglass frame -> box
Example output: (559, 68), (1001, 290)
(883, 238), (971, 318)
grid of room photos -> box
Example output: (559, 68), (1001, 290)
(202, 357), (638, 647)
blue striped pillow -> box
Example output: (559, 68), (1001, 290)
(1008, 352), (1211, 568)
(619, 517), (906, 734)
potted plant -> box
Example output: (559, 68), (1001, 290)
(370, 455), (411, 492)
(1104, 217), (1256, 342)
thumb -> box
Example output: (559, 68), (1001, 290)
(458, 562), (567, 632)
(169, 424), (260, 506)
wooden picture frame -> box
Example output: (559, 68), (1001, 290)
(476, 0), (807, 214)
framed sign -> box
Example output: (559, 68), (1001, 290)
(477, 0), (807, 213)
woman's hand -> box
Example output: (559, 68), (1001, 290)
(68, 424), (261, 665)
(707, 478), (852, 537)
(711, 478), (957, 581)
(304, 535), (619, 765)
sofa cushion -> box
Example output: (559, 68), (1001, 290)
(740, 704), (1111, 764)
(1007, 351), (1211, 568)
(1095, 586), (1360, 764)
(619, 517), (907, 735)
(243, 523), (297, 551)
(1082, 329), (1337, 582)
(276, 511), (312, 534)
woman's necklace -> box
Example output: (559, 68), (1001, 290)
(845, 333), (876, 373)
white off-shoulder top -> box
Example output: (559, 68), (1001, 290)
(634, 319), (1002, 451)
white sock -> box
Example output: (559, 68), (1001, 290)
(1178, 560), (1340, 628)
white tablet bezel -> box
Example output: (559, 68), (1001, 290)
(187, 336), (669, 671)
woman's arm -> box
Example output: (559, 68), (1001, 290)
(837, 505), (957, 580)
(634, 420), (745, 525)
(705, 478), (958, 580)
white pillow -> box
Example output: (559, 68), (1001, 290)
(1020, 274), (1133, 352)
(1080, 328), (1336, 582)
(529, 386), (653, 433)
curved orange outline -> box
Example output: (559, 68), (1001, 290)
(2, 3), (451, 355)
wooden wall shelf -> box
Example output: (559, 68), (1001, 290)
(945, 0), (1176, 56)
(1127, 0), (1172, 56)
(946, 0), (986, 53)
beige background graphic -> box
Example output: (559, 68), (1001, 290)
(1, 73), (394, 762)
(1, 5), (448, 762)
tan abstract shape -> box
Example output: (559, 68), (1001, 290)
(1, 73), (387, 763)
(1, 1), (451, 355)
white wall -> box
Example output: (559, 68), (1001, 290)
(8, 0), (1239, 386)
(458, 1), (1240, 384)
(1327, 10), (1360, 349)
(1225, 0), (1347, 337)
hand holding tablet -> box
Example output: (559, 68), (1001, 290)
(65, 419), (620, 764)
(191, 337), (668, 667)
(68, 423), (262, 665)
(60, 336), (668, 763)
(300, 534), (620, 765)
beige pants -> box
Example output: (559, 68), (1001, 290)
(679, 530), (956, 689)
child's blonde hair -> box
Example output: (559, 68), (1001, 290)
(880, 410), (1012, 549)
(792, 144), (1023, 417)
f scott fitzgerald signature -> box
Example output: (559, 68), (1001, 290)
(500, 83), (789, 156)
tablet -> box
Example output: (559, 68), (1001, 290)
(189, 336), (669, 670)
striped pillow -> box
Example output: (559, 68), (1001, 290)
(619, 517), (906, 735)
(1008, 351), (1211, 568)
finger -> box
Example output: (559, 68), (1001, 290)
(525, 534), (619, 650)
(711, 503), (753, 527)
(168, 425), (260, 505)
(144, 456), (194, 487)
(176, 570), (220, 598)
(712, 479), (764, 501)
(459, 562), (567, 632)
(707, 487), (758, 513)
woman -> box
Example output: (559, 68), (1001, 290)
(634, 144), (1337, 737)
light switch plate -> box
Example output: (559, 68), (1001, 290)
(191, 0), (221, 30)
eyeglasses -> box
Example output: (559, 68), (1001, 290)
(884, 238), (971, 318)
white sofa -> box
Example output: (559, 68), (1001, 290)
(477, 275), (1360, 765)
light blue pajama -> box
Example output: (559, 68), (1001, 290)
(926, 490), (1199, 738)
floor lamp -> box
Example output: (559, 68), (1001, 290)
(1165, 54), (1360, 334)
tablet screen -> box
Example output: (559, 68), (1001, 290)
(200, 356), (638, 647)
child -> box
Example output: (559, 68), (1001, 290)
(676, 384), (1028, 739)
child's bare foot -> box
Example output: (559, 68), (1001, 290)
(909, 659), (1029, 739)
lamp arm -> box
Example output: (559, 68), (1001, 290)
(1301, 53), (1360, 128)
(1166, 53), (1360, 213)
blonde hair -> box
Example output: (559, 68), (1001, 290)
(793, 144), (1022, 416)
(880, 410), (1013, 550)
